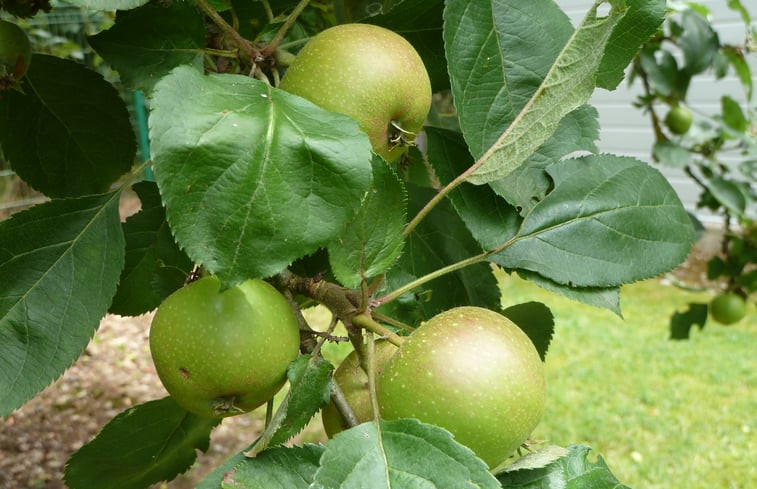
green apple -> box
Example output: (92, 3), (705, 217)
(664, 106), (693, 135)
(149, 275), (301, 418)
(0, 19), (31, 90)
(710, 292), (747, 325)
(279, 23), (432, 162)
(378, 306), (546, 468)
(321, 339), (398, 437)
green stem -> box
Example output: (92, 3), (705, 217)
(370, 311), (415, 333)
(204, 47), (239, 58)
(351, 314), (404, 347)
(261, 0), (311, 56)
(376, 231), (521, 307)
(376, 251), (491, 305)
(278, 37), (311, 50)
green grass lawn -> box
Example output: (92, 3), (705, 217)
(498, 271), (757, 489)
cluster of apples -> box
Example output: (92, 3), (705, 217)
(149, 24), (546, 469)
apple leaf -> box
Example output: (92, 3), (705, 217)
(0, 193), (124, 417)
(445, 0), (626, 184)
(495, 444), (630, 488)
(64, 397), (220, 489)
(492, 155), (696, 288)
(704, 175), (748, 217)
(514, 270), (622, 316)
(595, 0), (666, 90)
(502, 445), (570, 472)
(149, 66), (373, 285)
(669, 302), (708, 340)
(87, 0), (206, 93)
(426, 127), (521, 251)
(678, 9), (720, 75)
(502, 302), (554, 362)
(490, 104), (600, 215)
(109, 181), (194, 316)
(221, 445), (324, 489)
(245, 355), (333, 457)
(444, 0), (574, 160)
(0, 55), (136, 198)
(328, 157), (406, 288)
(313, 419), (500, 488)
(378, 185), (501, 326)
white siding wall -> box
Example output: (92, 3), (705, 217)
(560, 1), (757, 223)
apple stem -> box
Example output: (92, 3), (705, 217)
(261, 0), (311, 57)
(330, 381), (360, 428)
(264, 399), (274, 428)
(370, 311), (415, 333)
(351, 314), (404, 347)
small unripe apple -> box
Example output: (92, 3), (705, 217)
(149, 276), (301, 418)
(710, 292), (747, 325)
(0, 19), (31, 90)
(321, 340), (398, 437)
(664, 106), (693, 135)
(378, 306), (546, 468)
(279, 23), (432, 162)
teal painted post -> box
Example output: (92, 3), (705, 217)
(133, 90), (154, 181)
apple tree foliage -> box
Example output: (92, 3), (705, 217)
(629, 1), (756, 338)
(0, 0), (697, 487)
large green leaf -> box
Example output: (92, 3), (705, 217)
(328, 157), (406, 288)
(88, 0), (206, 93)
(0, 55), (136, 198)
(0, 193), (124, 416)
(492, 155), (696, 288)
(109, 181), (194, 316)
(495, 444), (630, 488)
(314, 419), (500, 488)
(220, 445), (324, 489)
(149, 66), (374, 285)
(515, 270), (621, 316)
(378, 185), (501, 326)
(64, 397), (220, 489)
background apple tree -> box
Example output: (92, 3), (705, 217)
(629, 1), (756, 337)
(0, 0), (698, 488)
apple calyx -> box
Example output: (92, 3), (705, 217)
(388, 120), (417, 150)
(211, 395), (246, 416)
